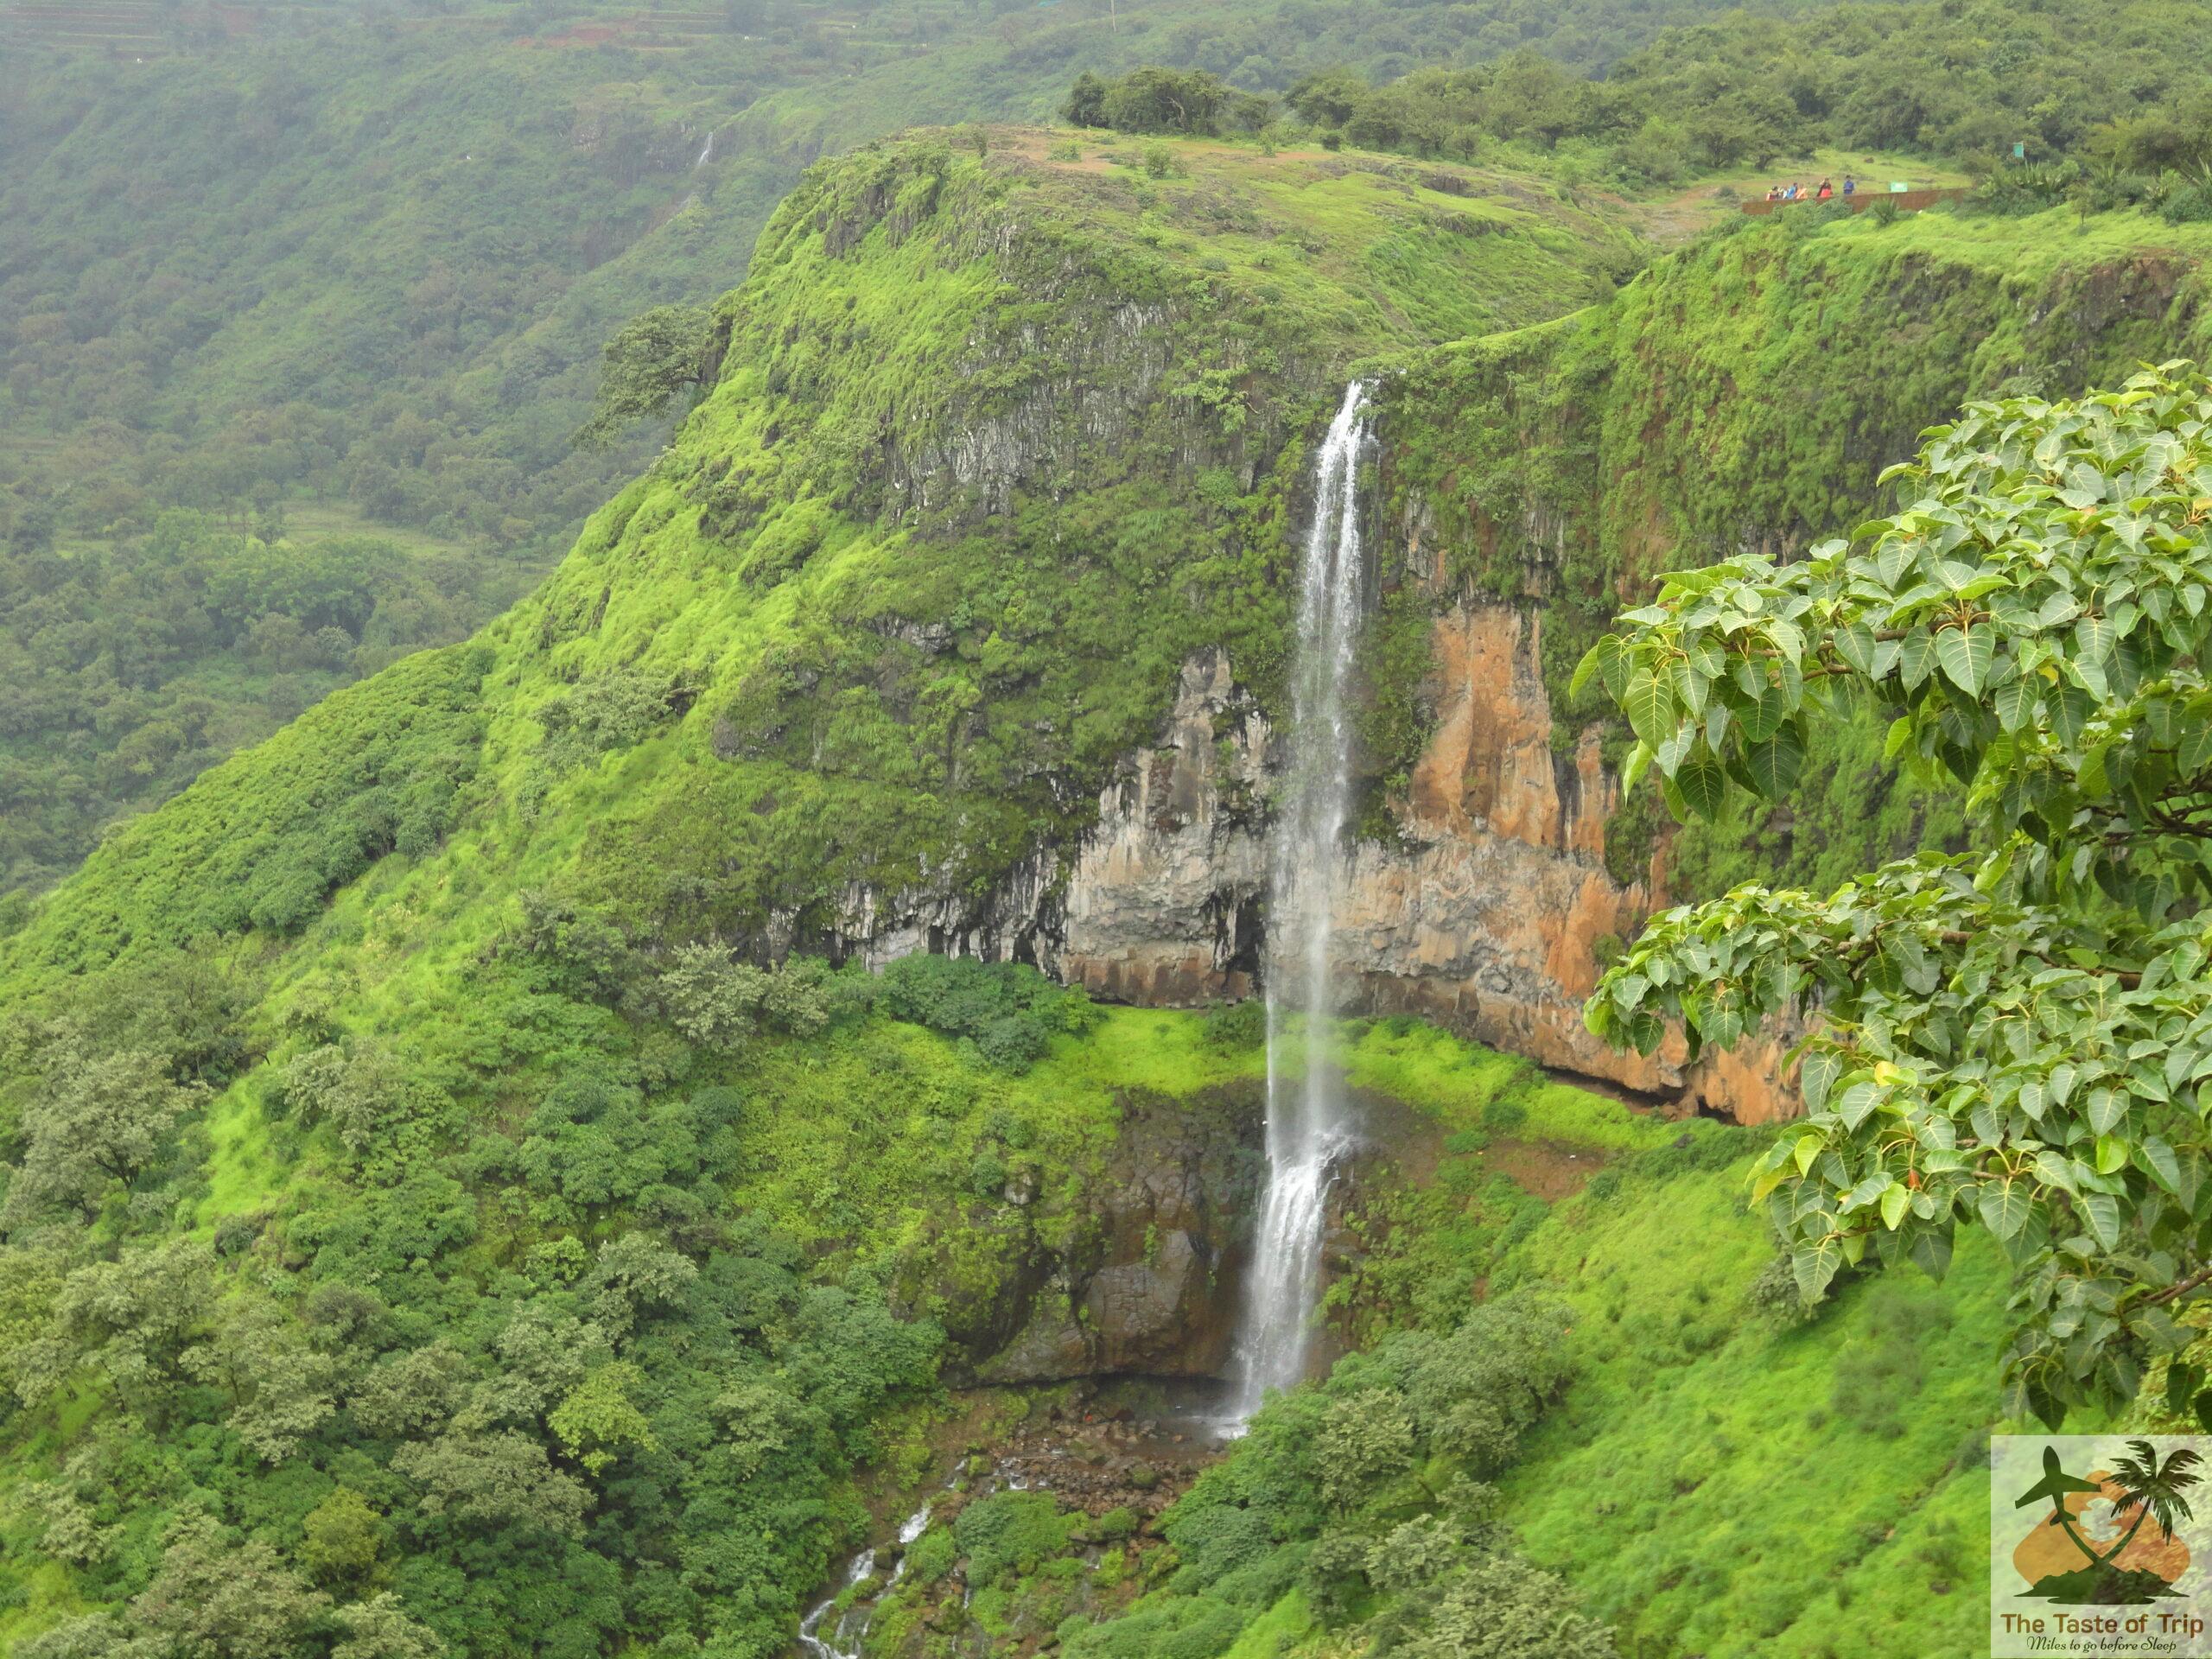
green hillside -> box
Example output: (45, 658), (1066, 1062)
(3, 80), (2211, 1659)
(0, 130), (1647, 1657)
(0, 0), (1722, 905)
(9, 0), (2210, 914)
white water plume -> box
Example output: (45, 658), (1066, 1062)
(1224, 380), (1374, 1425)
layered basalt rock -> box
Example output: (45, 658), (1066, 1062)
(823, 606), (1785, 1117)
(1043, 609), (1779, 1116)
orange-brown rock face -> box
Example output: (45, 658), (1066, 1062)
(1328, 603), (1669, 1092)
(831, 610), (1796, 1120)
(1053, 610), (1799, 1120)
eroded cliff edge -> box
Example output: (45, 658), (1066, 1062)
(817, 218), (2207, 1123)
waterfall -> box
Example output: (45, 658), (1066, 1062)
(1226, 380), (1373, 1426)
(694, 128), (715, 169)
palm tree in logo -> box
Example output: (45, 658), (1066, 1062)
(2017, 1441), (2203, 1570)
(2096, 1441), (2205, 1566)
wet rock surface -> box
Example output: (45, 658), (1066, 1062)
(967, 1085), (1262, 1384)
(809, 1386), (1229, 1659)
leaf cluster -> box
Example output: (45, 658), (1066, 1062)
(1582, 364), (2212, 1423)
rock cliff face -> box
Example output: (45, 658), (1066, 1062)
(1048, 609), (1781, 1114)
(1054, 651), (1272, 1008)
(932, 1086), (1262, 1384)
(795, 207), (2212, 1129)
(823, 582), (1784, 1117)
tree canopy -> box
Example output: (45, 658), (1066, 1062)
(571, 307), (727, 451)
(1582, 363), (2212, 1427)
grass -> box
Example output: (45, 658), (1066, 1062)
(1337, 1017), (1686, 1154)
(999, 129), (1645, 346)
(1497, 1158), (2020, 1657)
(195, 1078), (286, 1225)
(1220, 1588), (1314, 1656)
(1021, 1005), (1265, 1099)
(1816, 198), (2212, 280)
(1645, 146), (1976, 239)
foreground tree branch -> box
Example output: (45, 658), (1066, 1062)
(1582, 363), (2212, 1427)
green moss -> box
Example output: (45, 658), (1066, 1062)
(1373, 209), (2212, 899)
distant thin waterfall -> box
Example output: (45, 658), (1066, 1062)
(694, 128), (715, 169)
(1226, 380), (1373, 1424)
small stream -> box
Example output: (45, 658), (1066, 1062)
(795, 1466), (1027, 1659)
(793, 1384), (1229, 1659)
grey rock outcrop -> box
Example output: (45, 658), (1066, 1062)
(927, 1085), (1262, 1383)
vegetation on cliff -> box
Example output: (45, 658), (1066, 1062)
(871, 1028), (2011, 1659)
(23, 0), (2194, 882)
(1588, 365), (2212, 1431)
(0, 130), (1639, 1656)
(1370, 203), (2212, 893)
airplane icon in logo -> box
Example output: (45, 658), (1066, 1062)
(2015, 1446), (2103, 1522)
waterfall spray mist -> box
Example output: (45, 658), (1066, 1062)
(1226, 380), (1373, 1424)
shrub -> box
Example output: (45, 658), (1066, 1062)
(1063, 1596), (1246, 1659)
(2161, 182), (2212, 222)
(877, 955), (1096, 1071)
(537, 668), (675, 765)
(953, 1492), (1072, 1585)
(1745, 1249), (1818, 1325)
(1200, 998), (1266, 1052)
(1479, 1097), (1527, 1135)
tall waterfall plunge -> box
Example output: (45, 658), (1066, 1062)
(1226, 381), (1375, 1424)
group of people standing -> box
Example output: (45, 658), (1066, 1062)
(1766, 175), (1854, 202)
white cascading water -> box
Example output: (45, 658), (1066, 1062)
(793, 1476), (968, 1656)
(796, 1543), (875, 1659)
(1225, 381), (1374, 1425)
(694, 128), (715, 169)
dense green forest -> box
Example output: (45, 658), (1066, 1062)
(0, 0), (1778, 561)
(1071, 2), (2212, 194)
(9, 0), (2212, 1655)
(0, 512), (527, 901)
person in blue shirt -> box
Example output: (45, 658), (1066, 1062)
(1842, 175), (1857, 198)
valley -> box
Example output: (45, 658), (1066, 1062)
(7, 7), (2212, 1657)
